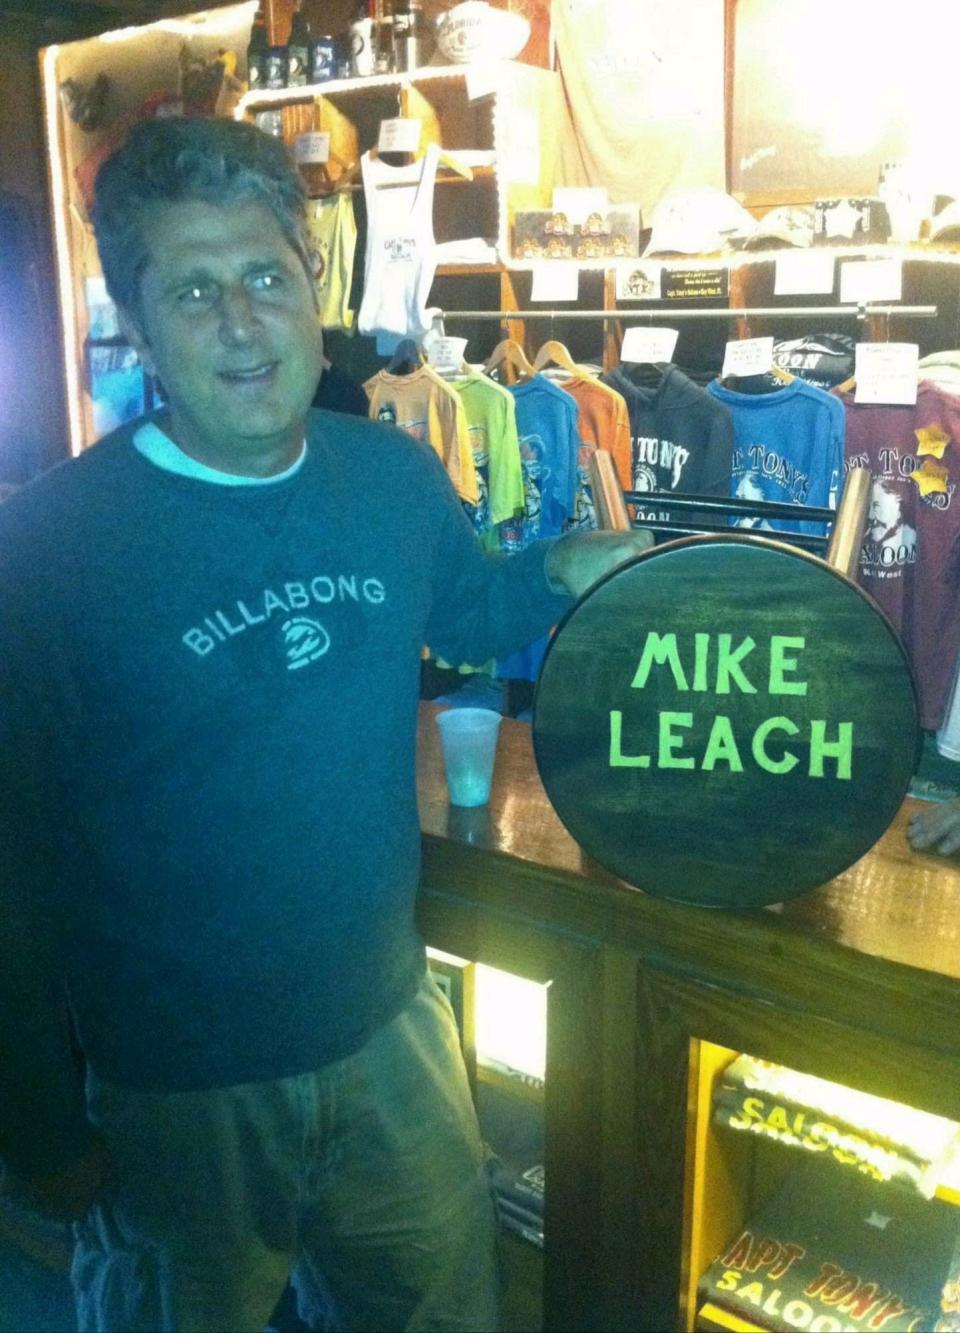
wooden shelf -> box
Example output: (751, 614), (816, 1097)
(238, 63), (514, 114)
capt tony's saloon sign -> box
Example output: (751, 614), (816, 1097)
(532, 535), (919, 908)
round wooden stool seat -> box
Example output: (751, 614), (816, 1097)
(532, 534), (920, 908)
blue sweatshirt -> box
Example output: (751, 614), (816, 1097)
(0, 408), (572, 1175)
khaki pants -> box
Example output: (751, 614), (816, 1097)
(71, 972), (499, 1333)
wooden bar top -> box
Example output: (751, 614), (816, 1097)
(416, 701), (960, 990)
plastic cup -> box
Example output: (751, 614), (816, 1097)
(436, 707), (503, 807)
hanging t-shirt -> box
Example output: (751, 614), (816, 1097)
(834, 382), (960, 731)
(706, 377), (843, 535)
(305, 192), (357, 330)
(772, 332), (856, 391)
(551, 0), (726, 215)
(603, 365), (734, 530)
(496, 375), (580, 681)
(357, 145), (439, 342)
(450, 372), (524, 538)
(556, 375), (632, 531)
(364, 365), (478, 504)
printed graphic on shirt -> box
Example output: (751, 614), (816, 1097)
(376, 405), (427, 443)
(500, 434), (547, 553)
(282, 617), (331, 670)
(385, 237), (415, 263)
(567, 444), (596, 530)
(181, 573), (387, 666)
(733, 474), (774, 530)
(633, 434), (691, 491)
(848, 425), (955, 582)
(464, 429), (491, 534)
(630, 459), (676, 525)
(732, 444), (813, 519)
(863, 478), (919, 579)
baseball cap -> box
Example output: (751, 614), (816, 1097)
(930, 200), (960, 242)
(644, 187), (757, 257)
(813, 197), (891, 245)
(743, 205), (815, 251)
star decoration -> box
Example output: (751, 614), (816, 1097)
(915, 424), (951, 459)
(910, 458), (950, 496)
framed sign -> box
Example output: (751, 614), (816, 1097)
(730, 0), (960, 205)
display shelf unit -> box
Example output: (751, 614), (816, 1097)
(40, 0), (257, 456)
(683, 1041), (960, 1332)
(414, 701), (960, 1333)
(236, 61), (563, 263)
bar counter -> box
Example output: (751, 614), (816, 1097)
(414, 701), (960, 1332)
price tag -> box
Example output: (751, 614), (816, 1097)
(293, 131), (331, 165)
(531, 263), (580, 303)
(854, 343), (919, 405)
(620, 326), (679, 365)
(426, 336), (468, 373)
(774, 251), (835, 296)
(377, 118), (422, 154)
(505, 112), (540, 185)
(721, 336), (775, 379)
(839, 258), (903, 304)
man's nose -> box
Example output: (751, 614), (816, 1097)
(218, 285), (261, 344)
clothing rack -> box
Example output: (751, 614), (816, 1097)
(439, 304), (939, 322)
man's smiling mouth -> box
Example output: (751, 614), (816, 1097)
(219, 362), (278, 383)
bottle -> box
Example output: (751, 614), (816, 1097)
(374, 12), (394, 75)
(285, 0), (310, 87)
(392, 0), (423, 74)
(309, 29), (338, 84)
(246, 3), (268, 92)
(349, 0), (375, 78)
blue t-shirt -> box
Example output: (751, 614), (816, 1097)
(496, 376), (580, 681)
(706, 377), (844, 535)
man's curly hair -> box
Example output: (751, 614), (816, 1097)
(91, 116), (312, 325)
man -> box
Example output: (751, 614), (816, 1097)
(864, 477), (918, 571)
(0, 117), (648, 1332)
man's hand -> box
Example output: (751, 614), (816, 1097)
(907, 799), (960, 857)
(545, 529), (654, 600)
(2, 1136), (111, 1223)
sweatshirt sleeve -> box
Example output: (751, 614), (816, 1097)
(0, 544), (95, 1179)
(704, 398), (735, 497)
(422, 447), (573, 668)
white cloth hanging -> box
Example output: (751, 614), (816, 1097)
(357, 143), (440, 341)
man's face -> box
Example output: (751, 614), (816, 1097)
(124, 197), (323, 474)
(868, 484), (901, 543)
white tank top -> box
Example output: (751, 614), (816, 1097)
(357, 143), (440, 340)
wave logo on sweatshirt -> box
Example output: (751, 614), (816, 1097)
(282, 616), (331, 671)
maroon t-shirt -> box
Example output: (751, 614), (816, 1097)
(835, 383), (960, 730)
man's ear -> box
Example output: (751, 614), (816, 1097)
(118, 309), (154, 375)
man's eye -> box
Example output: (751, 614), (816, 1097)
(178, 284), (215, 306)
(250, 271), (283, 292)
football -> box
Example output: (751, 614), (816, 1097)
(435, 2), (531, 64)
